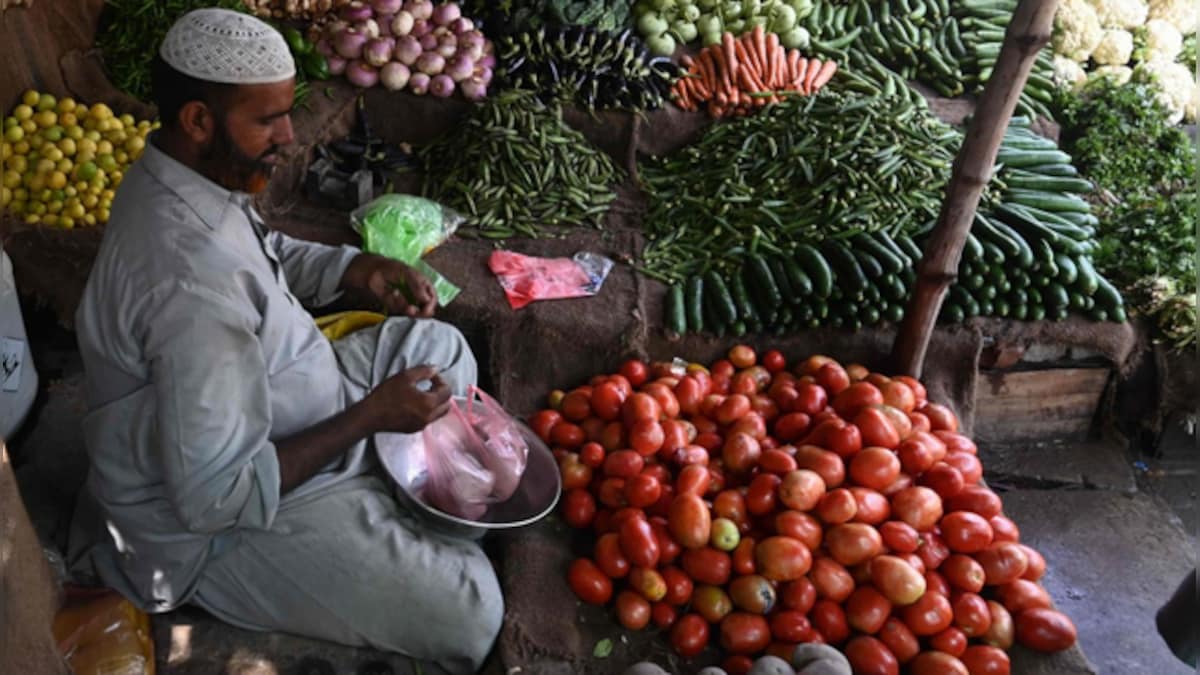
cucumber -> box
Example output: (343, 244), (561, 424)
(795, 244), (834, 298)
(978, 300), (994, 316)
(730, 271), (758, 324)
(987, 218), (1035, 268)
(854, 233), (905, 274)
(1022, 162), (1079, 177)
(1055, 254), (1078, 285)
(895, 235), (924, 262)
(767, 257), (797, 304)
(665, 284), (686, 334)
(1002, 174), (1094, 193)
(1029, 305), (1046, 320)
(860, 306), (882, 326)
(942, 302), (965, 324)
(962, 231), (985, 263)
(1088, 308), (1109, 322)
(1074, 255), (1100, 296)
(747, 254), (784, 310)
(853, 247), (885, 278)
(996, 149), (1073, 168)
(1028, 288), (1043, 305)
(1044, 282), (1069, 308)
(1009, 288), (1028, 306)
(994, 299), (1010, 317)
(1110, 305), (1128, 322)
(1011, 304), (1028, 320)
(871, 231), (913, 268)
(963, 273), (985, 290)
(783, 257), (815, 298)
(884, 274), (908, 301)
(1093, 273), (1124, 311)
(703, 290), (727, 336)
(1069, 291), (1087, 311)
(685, 275), (705, 333)
(731, 320), (747, 337)
(885, 303), (904, 323)
(979, 239), (1006, 265)
(950, 285), (979, 317)
(975, 215), (1025, 265)
(704, 271), (738, 326)
(1005, 188), (1092, 213)
(824, 240), (869, 296)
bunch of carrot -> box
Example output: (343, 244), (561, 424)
(672, 24), (839, 118)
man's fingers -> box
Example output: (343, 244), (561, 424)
(427, 399), (452, 422)
(427, 374), (452, 404)
(403, 365), (439, 383)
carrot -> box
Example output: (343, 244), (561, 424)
(733, 39), (756, 86)
(786, 50), (801, 86)
(791, 57), (808, 91)
(803, 57), (821, 94)
(722, 33), (739, 89)
(811, 59), (839, 91)
(699, 50), (720, 95)
(753, 25), (768, 77)
(765, 33), (780, 88)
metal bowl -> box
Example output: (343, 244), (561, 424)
(375, 420), (561, 540)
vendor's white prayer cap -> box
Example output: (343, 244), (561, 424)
(160, 8), (295, 85)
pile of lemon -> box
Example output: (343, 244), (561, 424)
(0, 90), (159, 228)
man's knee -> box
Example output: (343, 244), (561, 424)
(414, 319), (477, 393)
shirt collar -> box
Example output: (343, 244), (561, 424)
(140, 133), (249, 231)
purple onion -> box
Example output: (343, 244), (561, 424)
(449, 17), (474, 34)
(394, 34), (422, 65)
(435, 32), (457, 58)
(445, 54), (474, 81)
(416, 50), (445, 75)
(327, 56), (348, 75)
(409, 71), (431, 94)
(431, 2), (460, 26)
(340, 1), (373, 22)
(404, 0), (433, 20)
(429, 73), (455, 97)
(332, 27), (369, 60)
(391, 10), (415, 36)
(363, 36), (395, 67)
(419, 33), (438, 50)
(345, 60), (379, 87)
(460, 75), (487, 101)
(371, 0), (403, 13)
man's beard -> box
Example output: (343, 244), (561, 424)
(198, 119), (278, 194)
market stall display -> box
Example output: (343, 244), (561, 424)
(633, 0), (815, 54)
(545, 351), (1078, 670)
(464, 0), (634, 35)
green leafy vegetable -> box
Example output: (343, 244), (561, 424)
(592, 638), (614, 658)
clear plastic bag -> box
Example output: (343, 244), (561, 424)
(350, 194), (463, 306)
(421, 386), (530, 520)
(53, 588), (154, 675)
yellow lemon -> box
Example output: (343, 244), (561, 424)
(7, 156), (26, 173)
(0, 186), (10, 207)
(115, 150), (129, 165)
(13, 141), (28, 155)
(97, 154), (117, 172)
(13, 104), (34, 121)
(67, 125), (83, 141)
(64, 186), (77, 198)
(36, 93), (56, 112)
(83, 213), (96, 226)
(21, 90), (39, 107)
(42, 214), (58, 226)
(42, 126), (63, 142)
(33, 110), (57, 128)
(3, 125), (22, 143)
(89, 103), (113, 121)
(47, 199), (63, 213)
(2, 170), (19, 189)
(75, 161), (98, 181)
(49, 172), (68, 190)
(101, 189), (115, 201)
(29, 200), (45, 215)
(119, 114), (135, 127)
(82, 194), (97, 208)
(96, 140), (113, 155)
(27, 174), (44, 191)
(56, 159), (73, 174)
(58, 138), (76, 156)
(57, 98), (77, 114)
(67, 202), (85, 219)
(13, 187), (27, 201)
(59, 112), (78, 128)
(0, 142), (9, 161)
(84, 129), (100, 142)
(43, 147), (63, 162)
(24, 213), (39, 225)
(97, 207), (110, 222)
(28, 135), (43, 149)
(124, 135), (145, 154)
(35, 158), (54, 174)
(20, 119), (36, 134)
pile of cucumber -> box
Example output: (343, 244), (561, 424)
(954, 0), (1057, 120)
(663, 119), (1127, 336)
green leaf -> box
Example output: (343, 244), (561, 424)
(593, 638), (614, 658)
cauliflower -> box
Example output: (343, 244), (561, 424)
(1135, 19), (1185, 61)
(1148, 0), (1199, 35)
(1133, 58), (1195, 122)
(1087, 0), (1148, 28)
(1053, 55), (1090, 88)
(1054, 0), (1105, 60)
(1093, 28), (1135, 63)
(1091, 64), (1135, 84)
(1186, 81), (1199, 121)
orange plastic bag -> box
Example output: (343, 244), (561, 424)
(53, 587), (154, 675)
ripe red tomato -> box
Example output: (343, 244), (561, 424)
(767, 610), (811, 643)
(833, 382), (884, 419)
(619, 359), (649, 387)
(815, 362), (851, 397)
(719, 612), (771, 655)
(692, 584), (734, 623)
(643, 382), (681, 419)
(941, 554), (986, 593)
(723, 432), (763, 473)
(732, 537), (757, 575)
(567, 558), (612, 605)
(920, 402), (959, 432)
(777, 469), (825, 511)
(826, 423), (863, 459)
(825, 523), (884, 567)
(559, 453), (593, 491)
(810, 599), (851, 645)
(879, 617), (920, 664)
(755, 536), (812, 581)
(849, 446), (902, 491)
(924, 570), (952, 597)
(728, 574), (777, 614)
(590, 382), (625, 421)
(961, 645), (1011, 675)
(561, 390), (592, 422)
(603, 450), (644, 478)
(780, 577), (817, 613)
(891, 487), (944, 532)
(712, 489), (747, 525)
(901, 591), (954, 636)
(910, 651), (968, 675)
(810, 556), (855, 602)
(940, 511), (995, 554)
(855, 407), (901, 450)
(551, 421), (587, 449)
(627, 566), (667, 603)
(721, 655), (754, 675)
(745, 473), (781, 516)
(916, 532), (951, 571)
(897, 438), (937, 476)
(670, 613), (710, 658)
(919, 462), (965, 499)
(794, 445), (845, 488)
(682, 547), (733, 586)
(996, 579), (1053, 614)
(944, 451), (983, 485)
(622, 392), (662, 426)
(674, 463), (710, 497)
(977, 542), (1029, 586)
(651, 601), (678, 629)
(600, 421), (625, 452)
(1015, 608), (1077, 652)
(668, 493), (712, 550)
(615, 591), (651, 630)
(762, 349), (787, 373)
(844, 636), (900, 675)
(870, 555), (927, 606)
(989, 515), (1020, 543)
(876, 521), (917, 554)
(908, 411), (932, 433)
(579, 442), (606, 469)
(931, 627), (968, 657)
(771, 511), (821, 553)
(530, 409), (563, 442)
(673, 376), (705, 417)
(629, 419), (665, 457)
(649, 519), (681, 565)
(952, 592), (992, 637)
(624, 474), (662, 508)
(880, 380), (917, 413)
(846, 585), (893, 634)
(793, 382), (829, 416)
(1020, 544), (1047, 581)
(983, 601), (1014, 650)
(562, 488), (596, 529)
(618, 515), (659, 568)
(758, 448), (798, 474)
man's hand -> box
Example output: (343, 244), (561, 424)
(341, 253), (437, 318)
(363, 365), (452, 434)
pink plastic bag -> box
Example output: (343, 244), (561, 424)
(421, 386), (529, 520)
(488, 250), (614, 309)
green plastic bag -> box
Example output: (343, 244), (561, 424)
(350, 194), (463, 306)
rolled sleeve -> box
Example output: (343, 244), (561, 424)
(268, 231), (360, 308)
(144, 281), (281, 534)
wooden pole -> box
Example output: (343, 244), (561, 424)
(890, 0), (1059, 377)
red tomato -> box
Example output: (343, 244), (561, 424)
(720, 612), (771, 655)
(778, 469), (825, 511)
(794, 445), (845, 488)
(668, 493), (712, 550)
(849, 446), (902, 490)
(713, 489), (748, 524)
(661, 565), (693, 605)
(559, 453), (593, 491)
(810, 556), (855, 602)
(530, 409), (562, 442)
(855, 407), (901, 449)
(641, 462), (671, 484)
(759, 449), (798, 474)
(850, 487), (891, 525)
(579, 442), (606, 469)
(761, 349), (786, 373)
(731, 371), (760, 396)
(940, 511), (995, 554)
(650, 518), (682, 565)
(673, 376), (704, 417)
(1015, 608), (1077, 652)
(962, 646), (1010, 675)
(600, 421), (625, 452)
(682, 547), (733, 586)
(619, 359), (649, 387)
(826, 423), (863, 459)
(910, 430), (948, 462)
(561, 390), (592, 422)
(590, 382), (625, 421)
(567, 558), (612, 605)
(593, 532), (630, 578)
(941, 554), (986, 593)
(624, 474), (662, 508)
(770, 385), (801, 415)
(953, 592), (993, 637)
(921, 402), (959, 432)
(983, 601), (1014, 650)
(917, 532), (951, 571)
(870, 555), (927, 606)
(644, 383), (681, 420)
(711, 359), (736, 380)
(728, 574), (777, 614)
(908, 411), (932, 433)
(882, 473), (915, 498)
(1020, 545), (1047, 581)
(893, 375), (927, 404)
(627, 567), (667, 603)
(772, 412), (812, 442)
(774, 510), (823, 551)
(648, 484), (676, 520)
(629, 419), (665, 457)
(603, 450), (644, 478)
(902, 591), (954, 636)
(880, 380), (917, 413)
(825, 523), (884, 567)
(919, 462), (965, 499)
(562, 488), (596, 529)
(833, 382), (884, 419)
(946, 486), (1003, 519)
(622, 392), (662, 426)
(618, 515), (659, 568)
(793, 382), (829, 416)
(910, 651), (968, 675)
(816, 488), (858, 525)
(745, 473), (781, 516)
(897, 438), (937, 476)
(931, 627), (968, 657)
(996, 579), (1053, 614)
(810, 599), (851, 645)
(727, 345), (757, 369)
(692, 584), (734, 623)
(989, 515), (1021, 543)
(933, 430), (976, 454)
(780, 577), (817, 613)
(755, 536), (813, 582)
(977, 542), (1029, 586)
(925, 570), (952, 597)
(769, 610), (812, 643)
(722, 655), (754, 675)
(846, 585), (893, 634)
(944, 452), (983, 485)
(723, 432), (762, 473)
(845, 636), (900, 675)
(816, 362), (851, 396)
(675, 463), (711, 497)
(880, 520), (920, 553)
(731, 536), (757, 575)
(651, 601), (678, 629)
(670, 613), (710, 658)
(879, 617), (920, 664)
(730, 412), (768, 441)
(716, 394), (752, 425)
(891, 487), (944, 532)
(551, 422), (585, 448)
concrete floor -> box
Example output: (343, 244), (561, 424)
(9, 310), (1197, 674)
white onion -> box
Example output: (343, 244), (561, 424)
(356, 18), (381, 38)
(416, 51), (445, 75)
(431, 2), (460, 26)
(380, 61), (412, 91)
(394, 35), (423, 65)
(409, 71), (431, 94)
(404, 0), (433, 20)
(391, 10), (415, 36)
(429, 73), (455, 97)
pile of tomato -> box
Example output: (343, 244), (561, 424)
(533, 347), (1079, 675)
